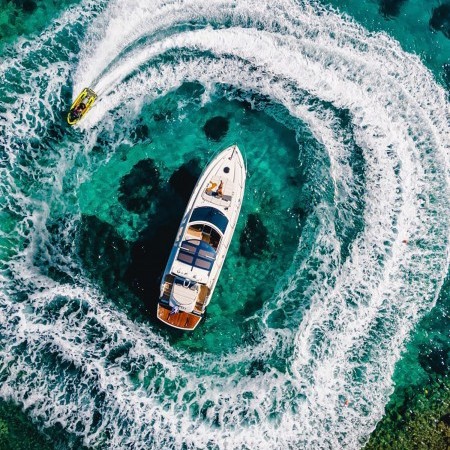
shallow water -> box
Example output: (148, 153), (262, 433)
(0, 0), (449, 449)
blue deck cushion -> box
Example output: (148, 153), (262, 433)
(177, 239), (217, 271)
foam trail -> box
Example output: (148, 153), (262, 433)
(0, 0), (449, 449)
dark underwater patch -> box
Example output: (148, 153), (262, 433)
(203, 116), (229, 141)
(118, 159), (160, 213)
(77, 214), (131, 291)
(12, 0), (38, 14)
(418, 345), (449, 376)
(440, 413), (450, 426)
(77, 214), (154, 318)
(430, 3), (450, 38)
(130, 122), (150, 142)
(242, 286), (265, 316)
(241, 99), (254, 111)
(378, 0), (407, 18)
(239, 213), (269, 259)
(168, 158), (202, 203)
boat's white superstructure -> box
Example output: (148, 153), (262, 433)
(157, 145), (246, 330)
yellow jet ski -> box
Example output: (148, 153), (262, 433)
(67, 87), (97, 125)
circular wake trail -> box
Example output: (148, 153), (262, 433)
(0, 0), (449, 449)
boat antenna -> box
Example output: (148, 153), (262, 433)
(229, 143), (237, 160)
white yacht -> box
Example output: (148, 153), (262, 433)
(157, 145), (246, 330)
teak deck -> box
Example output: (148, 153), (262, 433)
(157, 304), (202, 330)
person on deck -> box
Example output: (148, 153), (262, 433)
(72, 102), (86, 119)
(216, 180), (224, 197)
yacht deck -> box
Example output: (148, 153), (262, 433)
(157, 304), (202, 330)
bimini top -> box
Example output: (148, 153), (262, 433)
(189, 206), (228, 234)
(177, 239), (217, 271)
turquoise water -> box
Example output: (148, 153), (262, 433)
(0, 0), (449, 449)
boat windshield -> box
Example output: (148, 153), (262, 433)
(190, 207), (228, 234)
(177, 239), (216, 271)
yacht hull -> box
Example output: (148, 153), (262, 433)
(157, 145), (246, 331)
